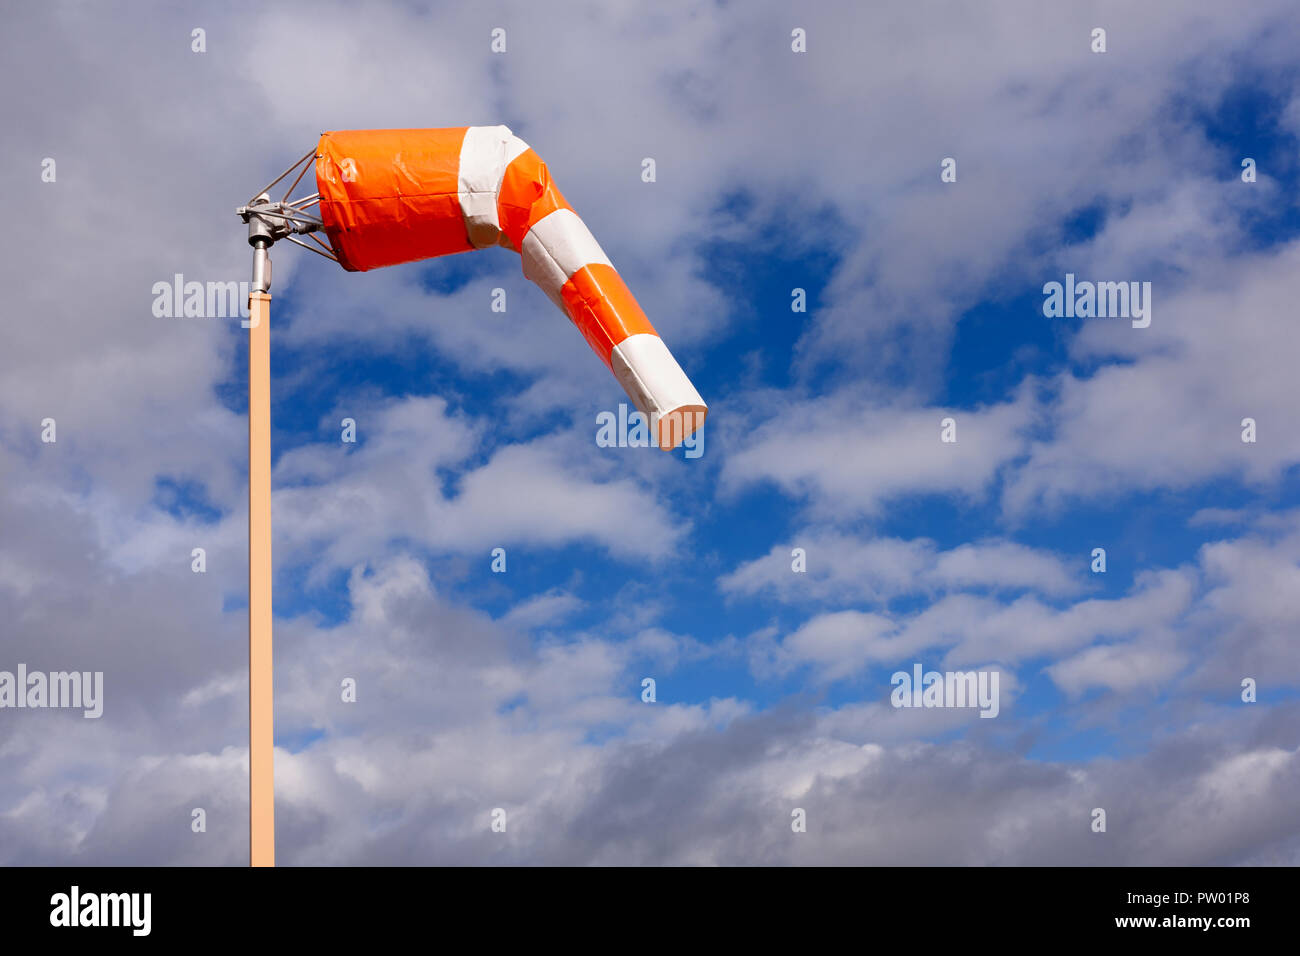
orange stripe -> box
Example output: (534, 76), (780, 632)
(496, 148), (572, 250)
(559, 263), (659, 367)
(316, 128), (473, 271)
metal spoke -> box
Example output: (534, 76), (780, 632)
(249, 206), (323, 231)
(284, 235), (338, 261)
(280, 154), (315, 203)
(246, 148), (316, 206)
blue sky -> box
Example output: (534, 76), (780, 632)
(4, 0), (1300, 865)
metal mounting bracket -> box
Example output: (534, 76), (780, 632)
(237, 148), (338, 293)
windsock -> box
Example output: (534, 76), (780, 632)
(314, 126), (706, 450)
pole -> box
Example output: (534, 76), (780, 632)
(248, 279), (275, 867)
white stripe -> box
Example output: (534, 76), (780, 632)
(610, 333), (706, 421)
(457, 126), (529, 248)
(520, 208), (614, 302)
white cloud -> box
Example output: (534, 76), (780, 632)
(722, 387), (1037, 519)
(721, 531), (1082, 603)
(1048, 642), (1187, 696)
(1006, 243), (1300, 512)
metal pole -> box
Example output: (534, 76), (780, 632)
(239, 179), (325, 866)
(248, 219), (275, 867)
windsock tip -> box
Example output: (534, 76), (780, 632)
(656, 403), (708, 452)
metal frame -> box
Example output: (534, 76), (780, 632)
(237, 149), (337, 295)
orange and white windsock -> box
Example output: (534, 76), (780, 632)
(314, 126), (707, 450)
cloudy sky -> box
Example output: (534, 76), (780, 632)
(2, 0), (1300, 865)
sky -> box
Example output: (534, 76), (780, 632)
(2, 0), (1300, 865)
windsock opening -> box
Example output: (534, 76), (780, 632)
(314, 126), (707, 450)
